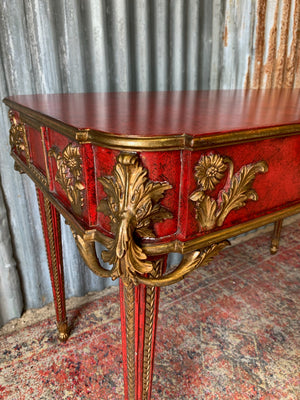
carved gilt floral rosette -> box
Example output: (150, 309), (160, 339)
(190, 153), (268, 231)
(49, 143), (85, 215)
(97, 152), (173, 285)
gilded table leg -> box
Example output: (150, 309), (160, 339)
(270, 219), (283, 254)
(36, 187), (68, 342)
(120, 259), (165, 400)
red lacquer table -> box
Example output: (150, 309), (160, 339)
(3, 89), (300, 399)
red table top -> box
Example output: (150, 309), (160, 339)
(5, 89), (300, 138)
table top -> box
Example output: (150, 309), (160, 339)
(4, 89), (300, 138)
(5, 88), (300, 253)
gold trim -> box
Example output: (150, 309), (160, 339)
(97, 152), (172, 284)
(12, 151), (300, 259)
(49, 143), (85, 215)
(11, 152), (300, 260)
(11, 154), (111, 247)
(81, 124), (300, 151)
(142, 204), (300, 255)
(142, 259), (163, 399)
(136, 241), (229, 287)
(20, 112), (42, 130)
(190, 125), (300, 151)
(270, 219), (283, 254)
(124, 280), (136, 399)
(8, 111), (30, 163)
(40, 127), (51, 186)
(71, 153), (228, 288)
(190, 154), (268, 231)
(4, 100), (300, 151)
(29, 163), (48, 186)
(36, 187), (69, 342)
(57, 321), (69, 343)
(71, 229), (113, 278)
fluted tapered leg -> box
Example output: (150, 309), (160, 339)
(36, 187), (68, 342)
(270, 219), (283, 254)
(119, 259), (165, 400)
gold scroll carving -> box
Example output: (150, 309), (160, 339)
(97, 152), (173, 285)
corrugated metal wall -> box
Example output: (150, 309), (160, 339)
(0, 0), (299, 326)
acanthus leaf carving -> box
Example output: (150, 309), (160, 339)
(73, 153), (239, 288)
(97, 152), (173, 285)
(190, 153), (268, 231)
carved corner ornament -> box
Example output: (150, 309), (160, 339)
(190, 153), (268, 231)
(97, 152), (173, 285)
(72, 152), (230, 287)
(8, 110), (30, 165)
(49, 143), (85, 215)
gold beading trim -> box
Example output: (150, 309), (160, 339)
(124, 281), (136, 399)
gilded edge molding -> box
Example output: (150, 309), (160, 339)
(49, 143), (85, 215)
(190, 153), (268, 232)
(4, 97), (300, 152)
(7, 116), (300, 280)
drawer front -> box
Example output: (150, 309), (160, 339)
(181, 135), (300, 241)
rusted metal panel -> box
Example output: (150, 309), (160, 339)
(247, 0), (300, 89)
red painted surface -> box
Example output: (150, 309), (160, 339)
(6, 89), (300, 136)
(46, 130), (94, 225)
(5, 90), (300, 400)
(7, 90), (300, 242)
(92, 134), (300, 243)
(181, 135), (300, 240)
(26, 125), (46, 174)
(93, 148), (180, 238)
(81, 144), (97, 226)
(47, 129), (72, 207)
(28, 123), (300, 245)
(36, 188), (66, 325)
(119, 257), (167, 400)
(93, 147), (120, 234)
